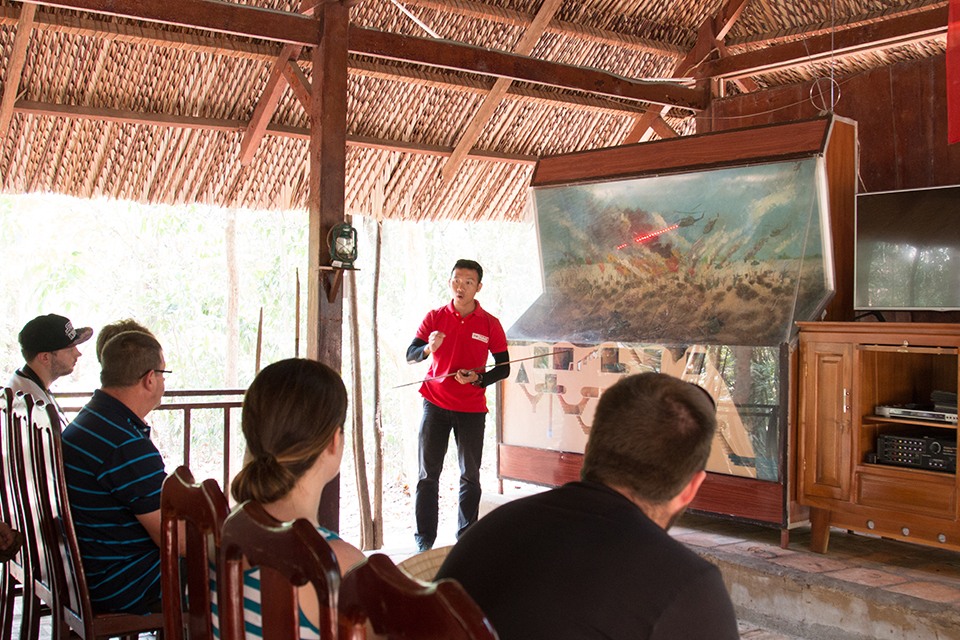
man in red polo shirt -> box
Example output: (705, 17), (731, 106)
(407, 259), (509, 551)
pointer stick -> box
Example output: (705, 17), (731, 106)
(393, 350), (566, 389)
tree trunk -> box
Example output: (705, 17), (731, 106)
(225, 208), (239, 387)
(349, 268), (375, 549)
(370, 216), (384, 549)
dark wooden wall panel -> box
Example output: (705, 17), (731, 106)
(700, 55), (960, 194)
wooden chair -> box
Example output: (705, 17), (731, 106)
(27, 399), (164, 639)
(160, 465), (229, 640)
(219, 501), (340, 640)
(5, 392), (47, 640)
(338, 553), (498, 640)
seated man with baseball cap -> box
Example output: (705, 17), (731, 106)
(7, 313), (92, 425)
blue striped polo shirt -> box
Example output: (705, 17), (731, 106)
(61, 389), (166, 614)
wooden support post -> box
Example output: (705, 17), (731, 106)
(307, 0), (349, 531)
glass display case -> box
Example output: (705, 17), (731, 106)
(497, 115), (858, 529)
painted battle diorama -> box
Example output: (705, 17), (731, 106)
(509, 158), (834, 346)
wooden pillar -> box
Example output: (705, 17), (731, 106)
(307, 0), (349, 531)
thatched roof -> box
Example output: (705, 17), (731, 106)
(0, 0), (947, 221)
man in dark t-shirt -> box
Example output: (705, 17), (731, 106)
(437, 373), (740, 640)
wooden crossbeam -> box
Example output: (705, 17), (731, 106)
(440, 0), (562, 183)
(0, 2), (37, 142)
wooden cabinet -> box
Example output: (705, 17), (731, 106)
(798, 322), (960, 553)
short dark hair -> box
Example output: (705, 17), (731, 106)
(581, 373), (716, 504)
(100, 331), (163, 388)
(96, 319), (155, 363)
(231, 359), (348, 505)
(452, 259), (483, 283)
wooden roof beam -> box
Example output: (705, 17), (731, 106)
(403, 0), (685, 59)
(441, 0), (562, 183)
(348, 27), (707, 110)
(12, 99), (538, 165)
(697, 4), (948, 80)
(0, 2), (37, 142)
(30, 0), (706, 110)
(240, 44), (302, 166)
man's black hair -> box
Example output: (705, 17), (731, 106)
(452, 259), (483, 283)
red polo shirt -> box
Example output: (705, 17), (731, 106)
(415, 300), (508, 413)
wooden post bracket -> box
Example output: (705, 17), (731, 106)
(319, 265), (358, 303)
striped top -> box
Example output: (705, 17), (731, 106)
(210, 525), (340, 639)
(61, 389), (166, 614)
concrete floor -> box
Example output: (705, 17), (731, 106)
(673, 513), (960, 640)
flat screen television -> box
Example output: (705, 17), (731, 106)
(855, 184), (960, 311)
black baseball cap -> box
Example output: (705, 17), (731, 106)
(18, 314), (93, 353)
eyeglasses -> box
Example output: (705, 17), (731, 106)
(141, 369), (172, 379)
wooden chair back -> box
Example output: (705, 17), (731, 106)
(219, 501), (340, 640)
(16, 397), (66, 638)
(28, 399), (163, 638)
(7, 393), (49, 640)
(0, 388), (38, 640)
(339, 554), (498, 640)
(160, 465), (229, 640)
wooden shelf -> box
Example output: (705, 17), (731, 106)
(862, 415), (958, 431)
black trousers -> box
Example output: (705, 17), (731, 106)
(414, 399), (485, 550)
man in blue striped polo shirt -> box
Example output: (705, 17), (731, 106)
(62, 330), (170, 614)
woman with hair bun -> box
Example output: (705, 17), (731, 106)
(224, 358), (365, 638)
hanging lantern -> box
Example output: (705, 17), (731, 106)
(328, 222), (358, 268)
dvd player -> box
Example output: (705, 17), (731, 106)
(875, 404), (958, 424)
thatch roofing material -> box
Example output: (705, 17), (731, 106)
(0, 0), (947, 221)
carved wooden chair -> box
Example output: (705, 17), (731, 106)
(219, 500), (340, 640)
(339, 553), (498, 640)
(6, 392), (47, 640)
(28, 399), (164, 639)
(0, 388), (21, 640)
(160, 465), (229, 640)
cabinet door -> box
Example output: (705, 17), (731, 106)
(800, 341), (853, 502)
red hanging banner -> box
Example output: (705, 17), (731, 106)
(949, 0), (960, 143)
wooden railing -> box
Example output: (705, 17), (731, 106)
(57, 389), (245, 494)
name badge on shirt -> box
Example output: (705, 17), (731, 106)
(472, 333), (489, 343)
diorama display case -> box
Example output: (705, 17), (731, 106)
(497, 115), (858, 537)
(798, 321), (960, 553)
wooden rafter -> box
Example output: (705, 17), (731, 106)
(240, 43), (302, 166)
(29, 0), (706, 110)
(440, 0), (562, 183)
(0, 2), (37, 142)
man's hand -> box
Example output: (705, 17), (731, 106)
(455, 369), (480, 385)
(425, 331), (445, 355)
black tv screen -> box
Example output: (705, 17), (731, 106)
(855, 185), (960, 311)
